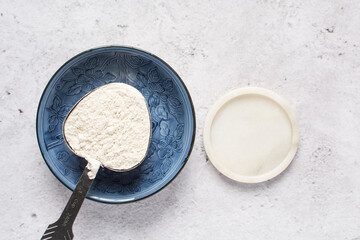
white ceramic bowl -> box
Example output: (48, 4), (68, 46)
(203, 87), (299, 183)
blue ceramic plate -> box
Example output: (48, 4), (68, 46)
(36, 46), (196, 204)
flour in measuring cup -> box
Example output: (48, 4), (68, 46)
(63, 83), (151, 178)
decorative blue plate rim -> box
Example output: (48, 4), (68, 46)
(36, 46), (196, 204)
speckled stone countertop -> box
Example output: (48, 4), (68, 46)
(1, 1), (359, 239)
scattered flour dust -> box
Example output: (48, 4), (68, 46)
(63, 83), (151, 178)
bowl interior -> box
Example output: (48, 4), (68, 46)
(37, 46), (195, 203)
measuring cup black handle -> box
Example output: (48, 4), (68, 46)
(41, 167), (94, 240)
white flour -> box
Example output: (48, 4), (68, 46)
(63, 83), (151, 178)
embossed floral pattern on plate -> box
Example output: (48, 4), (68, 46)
(37, 47), (195, 203)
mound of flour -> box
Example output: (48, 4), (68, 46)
(63, 83), (151, 178)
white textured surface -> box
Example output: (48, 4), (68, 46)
(1, 0), (360, 239)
